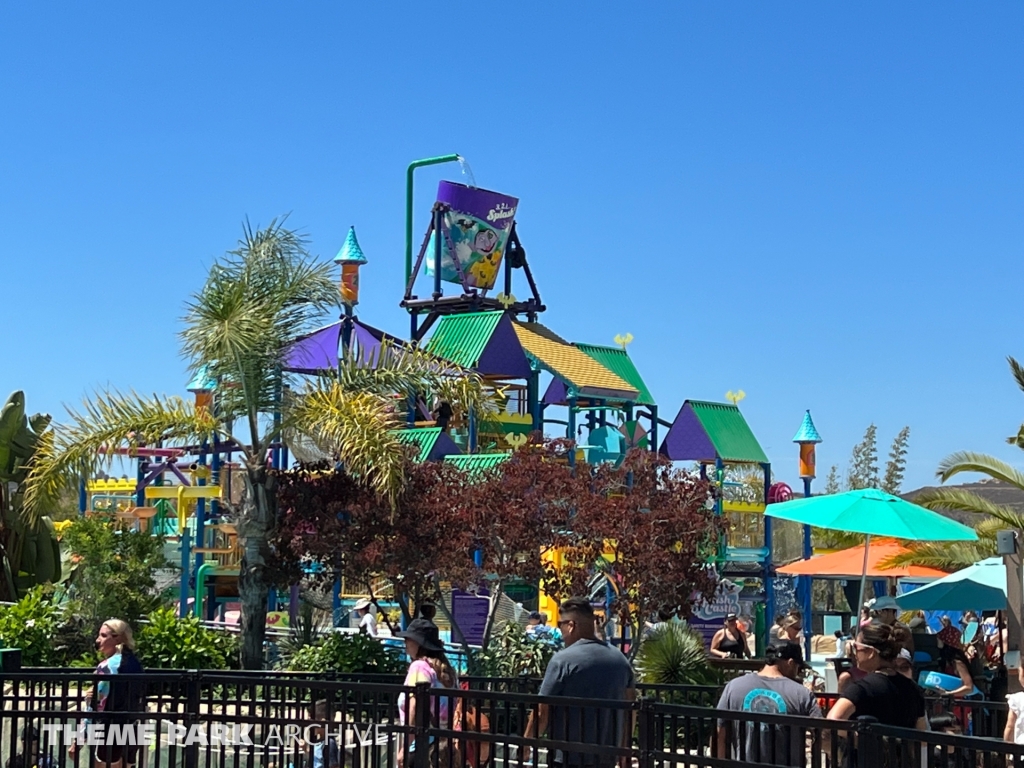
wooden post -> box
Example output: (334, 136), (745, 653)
(1005, 533), (1023, 694)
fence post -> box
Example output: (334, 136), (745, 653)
(854, 720), (878, 768)
(636, 698), (655, 768)
(412, 681), (430, 768)
(184, 670), (201, 768)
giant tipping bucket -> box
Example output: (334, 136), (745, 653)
(425, 181), (519, 291)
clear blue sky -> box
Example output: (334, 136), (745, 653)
(1, 3), (1021, 492)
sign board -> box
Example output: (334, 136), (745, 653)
(689, 579), (743, 646)
(451, 589), (490, 646)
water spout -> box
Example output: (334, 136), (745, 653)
(456, 155), (477, 188)
(405, 154), (461, 289)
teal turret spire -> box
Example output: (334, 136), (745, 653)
(792, 410), (822, 444)
(334, 226), (367, 265)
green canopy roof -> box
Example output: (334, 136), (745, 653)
(444, 453), (509, 472)
(692, 401), (768, 463)
(661, 400), (769, 464)
(574, 344), (655, 406)
(393, 428), (460, 463)
(425, 311), (503, 369)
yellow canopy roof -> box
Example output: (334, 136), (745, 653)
(513, 322), (639, 401)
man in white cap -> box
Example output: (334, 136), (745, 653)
(354, 598), (378, 637)
(871, 595), (914, 654)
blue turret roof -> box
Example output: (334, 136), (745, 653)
(792, 410), (822, 443)
(334, 226), (367, 265)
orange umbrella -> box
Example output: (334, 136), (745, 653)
(778, 539), (948, 579)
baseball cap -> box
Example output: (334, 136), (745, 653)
(871, 596), (899, 611)
(769, 640), (809, 669)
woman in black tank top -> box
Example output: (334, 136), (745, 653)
(711, 614), (751, 659)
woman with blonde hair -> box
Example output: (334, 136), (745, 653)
(70, 619), (145, 768)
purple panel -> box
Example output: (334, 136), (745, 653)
(353, 322), (385, 366)
(284, 323), (341, 373)
(437, 182), (518, 223)
(476, 315), (532, 378)
(659, 402), (717, 462)
(426, 431), (463, 462)
(543, 378), (568, 405)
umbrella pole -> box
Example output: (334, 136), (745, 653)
(855, 535), (872, 632)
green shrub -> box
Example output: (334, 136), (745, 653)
(635, 622), (721, 686)
(469, 621), (561, 678)
(0, 586), (67, 666)
(286, 632), (404, 674)
(136, 607), (239, 669)
(62, 516), (170, 628)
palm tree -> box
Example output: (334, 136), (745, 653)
(25, 219), (493, 668)
(881, 357), (1024, 572)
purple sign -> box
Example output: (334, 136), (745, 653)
(425, 181), (519, 291)
(690, 579), (743, 647)
(451, 588), (490, 646)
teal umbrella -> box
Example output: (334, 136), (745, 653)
(896, 558), (1006, 611)
(765, 489), (979, 623)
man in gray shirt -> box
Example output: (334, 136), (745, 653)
(524, 597), (635, 768)
(716, 640), (822, 766)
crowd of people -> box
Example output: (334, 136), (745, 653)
(712, 596), (1024, 766)
(18, 598), (1017, 768)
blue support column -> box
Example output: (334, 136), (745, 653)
(800, 476), (814, 656)
(567, 397), (577, 468)
(272, 379), (283, 470)
(194, 444), (208, 577)
(468, 409), (477, 452)
(78, 479), (87, 515)
(762, 462), (775, 650)
(649, 404), (659, 453)
(211, 434), (221, 519)
(528, 369), (541, 431)
(135, 460), (146, 508)
(332, 575), (343, 628)
(179, 528), (191, 618)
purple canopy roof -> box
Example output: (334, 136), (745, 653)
(284, 319), (402, 374)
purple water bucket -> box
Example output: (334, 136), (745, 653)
(425, 181), (519, 291)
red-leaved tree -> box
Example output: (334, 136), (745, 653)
(271, 442), (723, 656)
(544, 450), (723, 652)
(270, 459), (480, 626)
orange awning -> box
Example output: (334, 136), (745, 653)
(778, 539), (948, 579)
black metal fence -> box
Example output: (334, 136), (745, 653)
(0, 670), (1022, 768)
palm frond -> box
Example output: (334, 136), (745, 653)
(811, 528), (866, 551)
(911, 487), (1024, 527)
(23, 391), (221, 522)
(880, 540), (995, 572)
(1009, 356), (1024, 396)
(180, 218), (338, 437)
(291, 386), (406, 505)
(974, 516), (1021, 538)
(334, 342), (496, 423)
(935, 451), (1024, 489)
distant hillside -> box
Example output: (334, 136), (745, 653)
(903, 478), (1024, 525)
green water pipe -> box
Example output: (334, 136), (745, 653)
(194, 562), (218, 618)
(406, 154), (460, 287)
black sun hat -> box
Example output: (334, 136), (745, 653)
(395, 618), (445, 653)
